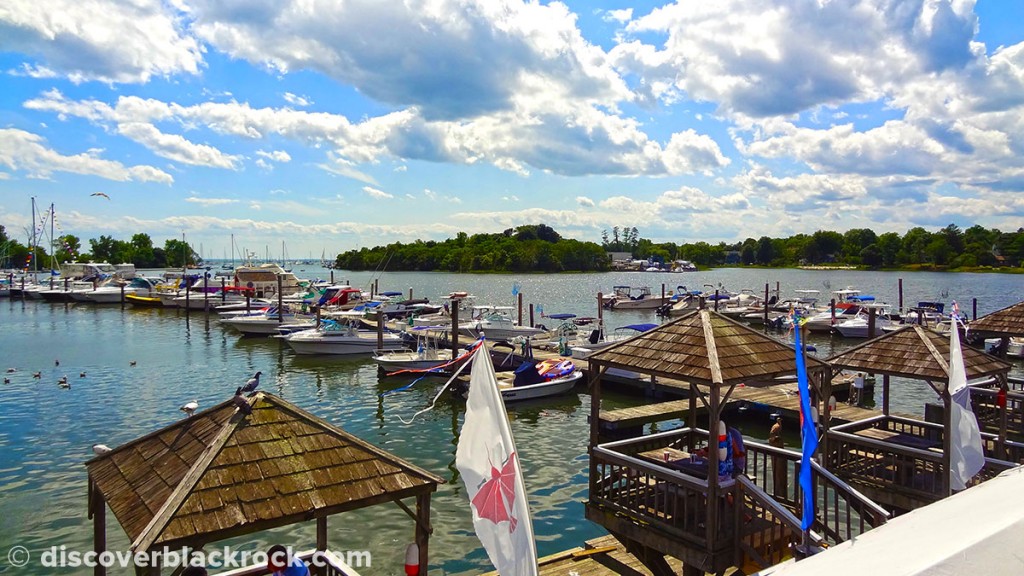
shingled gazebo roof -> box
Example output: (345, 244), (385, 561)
(86, 392), (443, 552)
(826, 325), (1012, 383)
(588, 309), (829, 385)
(969, 300), (1024, 336)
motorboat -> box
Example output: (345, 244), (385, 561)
(570, 323), (658, 359)
(219, 306), (310, 336)
(831, 308), (898, 338)
(459, 306), (547, 341)
(373, 327), (457, 372)
(230, 263), (304, 297)
(457, 358), (583, 402)
(603, 286), (669, 310)
(283, 319), (406, 355)
(80, 277), (162, 304)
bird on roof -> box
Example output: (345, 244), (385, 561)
(180, 400), (199, 417)
(90, 192), (110, 200)
(232, 387), (253, 415)
(241, 371), (262, 395)
(92, 444), (112, 455)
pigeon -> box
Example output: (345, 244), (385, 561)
(180, 400), (199, 417)
(241, 371), (262, 395)
(129, 361), (137, 367)
(32, 372), (41, 379)
(92, 444), (112, 455)
(232, 387), (253, 415)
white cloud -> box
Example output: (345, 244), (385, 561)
(283, 92), (313, 107)
(256, 150), (291, 162)
(423, 189), (437, 201)
(603, 9), (633, 24)
(117, 122), (241, 169)
(185, 197), (238, 207)
(576, 196), (595, 207)
(0, 0), (203, 83)
(502, 195), (520, 202)
(0, 128), (172, 183)
(362, 186), (393, 199)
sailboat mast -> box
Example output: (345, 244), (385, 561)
(50, 203), (56, 272)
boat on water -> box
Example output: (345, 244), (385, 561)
(459, 305), (547, 341)
(570, 323), (658, 359)
(219, 306), (310, 336)
(373, 327), (457, 372)
(80, 277), (162, 304)
(283, 318), (405, 355)
(457, 358), (583, 402)
(602, 285), (669, 310)
(831, 307), (899, 338)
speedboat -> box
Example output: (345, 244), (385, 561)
(283, 319), (405, 355)
(457, 358), (582, 402)
(459, 306), (547, 341)
(831, 308), (897, 338)
(604, 286), (669, 310)
(373, 327), (456, 372)
(219, 306), (310, 336)
(81, 277), (161, 304)
(570, 323), (657, 359)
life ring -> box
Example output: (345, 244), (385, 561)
(536, 359), (574, 379)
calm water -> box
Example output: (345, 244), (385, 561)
(1, 268), (1021, 574)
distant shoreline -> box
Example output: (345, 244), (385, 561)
(707, 264), (1024, 274)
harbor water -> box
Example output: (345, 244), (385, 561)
(1, 267), (1021, 574)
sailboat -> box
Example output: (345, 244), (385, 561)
(221, 234), (236, 270)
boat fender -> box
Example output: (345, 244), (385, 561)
(717, 421), (729, 463)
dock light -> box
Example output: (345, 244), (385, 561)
(405, 543), (420, 576)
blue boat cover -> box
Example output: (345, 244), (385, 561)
(379, 291), (403, 297)
(622, 323), (658, 332)
(546, 313), (577, 320)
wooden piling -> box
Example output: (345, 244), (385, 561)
(596, 292), (604, 338)
(898, 278), (904, 313)
(450, 297), (460, 360)
(92, 482), (106, 576)
(763, 283), (769, 329)
(529, 303), (535, 328)
(377, 307), (385, 349)
(714, 289), (719, 311)
(518, 292), (523, 326)
(830, 298), (836, 325)
(221, 278), (226, 303)
(409, 287), (413, 300)
(203, 274), (209, 312)
(277, 275), (284, 323)
(330, 270), (334, 284)
(120, 284), (125, 309)
(972, 298), (977, 321)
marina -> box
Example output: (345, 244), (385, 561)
(1, 267), (1023, 574)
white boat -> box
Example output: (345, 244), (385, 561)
(283, 319), (406, 355)
(231, 263), (304, 297)
(460, 359), (583, 402)
(603, 286), (669, 310)
(459, 306), (547, 341)
(570, 323), (658, 359)
(81, 277), (161, 304)
(831, 310), (897, 338)
(373, 328), (456, 372)
(219, 307), (310, 335)
(985, 337), (1024, 358)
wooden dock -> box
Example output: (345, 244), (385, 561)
(481, 535), (748, 575)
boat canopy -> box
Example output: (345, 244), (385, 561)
(379, 291), (403, 297)
(621, 323), (658, 332)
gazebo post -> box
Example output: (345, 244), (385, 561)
(415, 493), (431, 575)
(998, 374), (1009, 459)
(316, 515), (328, 575)
(942, 389), (953, 496)
(706, 383), (720, 547)
(687, 383), (697, 452)
(91, 479), (107, 576)
(882, 375), (890, 416)
(588, 362), (602, 447)
(821, 370), (832, 469)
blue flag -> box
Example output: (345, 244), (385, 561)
(793, 316), (818, 531)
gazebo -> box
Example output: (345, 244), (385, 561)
(825, 325), (1016, 511)
(969, 299), (1024, 350)
(585, 310), (884, 576)
(967, 299), (1024, 433)
(86, 392), (443, 575)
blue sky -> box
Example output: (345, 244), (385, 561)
(1, 0), (1023, 259)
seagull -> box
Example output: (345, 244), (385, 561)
(129, 360), (137, 367)
(92, 444), (112, 455)
(180, 400), (199, 417)
(232, 387), (253, 415)
(32, 372), (41, 379)
(90, 192), (110, 200)
(241, 371), (262, 395)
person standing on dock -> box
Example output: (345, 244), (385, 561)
(768, 417), (786, 496)
(851, 372), (865, 406)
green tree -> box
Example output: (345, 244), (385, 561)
(755, 236), (775, 265)
(876, 232), (901, 267)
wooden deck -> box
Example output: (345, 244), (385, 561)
(480, 535), (751, 576)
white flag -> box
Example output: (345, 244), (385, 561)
(948, 319), (985, 491)
(455, 346), (539, 576)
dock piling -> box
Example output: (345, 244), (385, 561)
(898, 278), (904, 313)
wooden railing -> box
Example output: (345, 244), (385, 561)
(742, 439), (889, 545)
(971, 386), (1024, 442)
(591, 436), (723, 550)
(213, 550), (363, 576)
(733, 475), (807, 570)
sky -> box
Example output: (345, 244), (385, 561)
(1, 0), (1023, 260)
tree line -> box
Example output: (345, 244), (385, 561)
(334, 224), (610, 272)
(0, 226), (201, 270)
(612, 224), (1024, 270)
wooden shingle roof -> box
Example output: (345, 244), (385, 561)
(826, 325), (1012, 383)
(969, 300), (1024, 336)
(588, 309), (828, 385)
(86, 393), (442, 551)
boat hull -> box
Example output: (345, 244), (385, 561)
(286, 333), (406, 355)
(496, 370), (582, 402)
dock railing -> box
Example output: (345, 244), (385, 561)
(733, 475), (808, 570)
